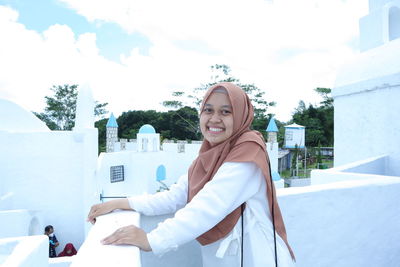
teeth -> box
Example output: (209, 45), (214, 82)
(209, 127), (223, 132)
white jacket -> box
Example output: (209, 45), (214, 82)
(128, 162), (294, 267)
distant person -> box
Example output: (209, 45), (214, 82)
(58, 243), (77, 257)
(44, 225), (59, 258)
(87, 82), (295, 266)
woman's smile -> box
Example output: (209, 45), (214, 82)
(207, 126), (225, 133)
(200, 91), (234, 146)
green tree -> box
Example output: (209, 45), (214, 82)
(35, 84), (108, 130)
(113, 107), (200, 142)
(95, 118), (108, 153)
(290, 88), (333, 147)
(291, 144), (300, 177)
(163, 64), (276, 139)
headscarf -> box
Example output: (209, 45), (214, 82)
(58, 243), (77, 257)
(187, 82), (295, 259)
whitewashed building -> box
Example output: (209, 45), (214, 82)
(1, 1), (400, 266)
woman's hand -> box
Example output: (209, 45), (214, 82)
(101, 225), (151, 251)
(87, 199), (132, 224)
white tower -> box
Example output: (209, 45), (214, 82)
(284, 123), (305, 149)
(360, 0), (400, 51)
(106, 113), (118, 153)
(74, 84), (94, 130)
(137, 124), (160, 152)
(333, 0), (400, 172)
(266, 117), (283, 187)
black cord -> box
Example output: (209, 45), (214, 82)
(241, 204), (244, 267)
(269, 161), (278, 267)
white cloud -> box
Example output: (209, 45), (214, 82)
(0, 0), (368, 122)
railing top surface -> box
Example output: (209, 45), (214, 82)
(71, 210), (141, 267)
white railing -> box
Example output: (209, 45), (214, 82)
(279, 175), (400, 267)
(311, 155), (390, 185)
(71, 210), (141, 267)
(0, 235), (48, 267)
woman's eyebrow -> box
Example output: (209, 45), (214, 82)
(221, 105), (232, 109)
(204, 103), (232, 109)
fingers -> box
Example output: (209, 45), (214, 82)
(101, 227), (128, 245)
(87, 204), (102, 224)
(101, 225), (143, 247)
(100, 225), (151, 251)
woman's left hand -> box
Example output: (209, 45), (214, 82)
(101, 225), (151, 251)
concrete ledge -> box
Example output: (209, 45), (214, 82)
(0, 235), (48, 267)
(0, 209), (42, 238)
(311, 155), (394, 185)
(277, 176), (400, 267)
(49, 255), (75, 266)
(71, 210), (141, 267)
(284, 178), (311, 187)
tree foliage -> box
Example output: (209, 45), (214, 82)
(117, 107), (199, 141)
(290, 88), (333, 147)
(163, 64), (276, 139)
(35, 84), (108, 130)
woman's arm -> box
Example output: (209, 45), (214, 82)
(91, 175), (188, 251)
(87, 174), (188, 223)
(87, 199), (132, 224)
(127, 174), (188, 216)
(147, 162), (263, 255)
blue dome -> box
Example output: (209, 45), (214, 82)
(139, 124), (156, 134)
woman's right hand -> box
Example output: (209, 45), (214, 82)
(87, 199), (132, 224)
(87, 201), (116, 224)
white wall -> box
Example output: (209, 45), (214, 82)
(162, 142), (201, 155)
(74, 175), (400, 267)
(333, 38), (400, 176)
(278, 176), (400, 267)
(311, 155), (390, 185)
(0, 98), (49, 133)
(0, 235), (49, 267)
(71, 210), (141, 267)
(96, 149), (198, 200)
(266, 142), (278, 173)
(0, 129), (98, 254)
(360, 0), (400, 51)
(140, 214), (202, 267)
(0, 210), (42, 238)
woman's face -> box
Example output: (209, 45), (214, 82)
(200, 92), (234, 146)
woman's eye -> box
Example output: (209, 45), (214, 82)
(221, 110), (231, 115)
(203, 108), (213, 113)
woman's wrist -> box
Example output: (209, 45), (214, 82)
(110, 199), (132, 211)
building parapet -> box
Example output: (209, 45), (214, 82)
(71, 210), (141, 267)
(72, 175), (400, 267)
(0, 235), (48, 267)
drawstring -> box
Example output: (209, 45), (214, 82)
(241, 204), (244, 267)
(269, 161), (278, 267)
(238, 162), (278, 267)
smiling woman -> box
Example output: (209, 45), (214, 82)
(200, 87), (234, 146)
(87, 82), (295, 267)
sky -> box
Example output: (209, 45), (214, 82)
(0, 0), (369, 122)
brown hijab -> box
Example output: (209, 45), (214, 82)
(187, 82), (295, 259)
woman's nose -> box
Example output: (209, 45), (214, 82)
(210, 112), (221, 122)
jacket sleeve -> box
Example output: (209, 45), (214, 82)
(127, 174), (188, 216)
(147, 162), (263, 256)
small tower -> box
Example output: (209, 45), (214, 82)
(266, 116), (278, 143)
(284, 123), (305, 149)
(266, 117), (281, 184)
(137, 124), (160, 152)
(106, 113), (118, 152)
